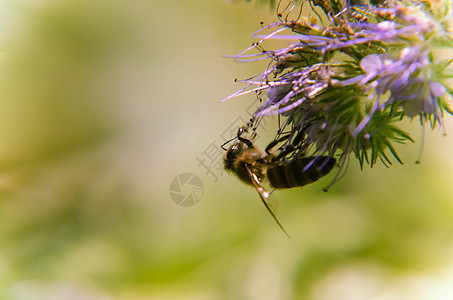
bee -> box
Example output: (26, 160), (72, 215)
(222, 126), (336, 237)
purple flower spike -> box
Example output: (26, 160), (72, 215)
(224, 0), (453, 173)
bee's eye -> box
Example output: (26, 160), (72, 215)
(226, 145), (238, 162)
(224, 144), (241, 171)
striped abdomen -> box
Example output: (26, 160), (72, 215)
(267, 156), (335, 189)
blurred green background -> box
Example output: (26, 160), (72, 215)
(0, 0), (452, 299)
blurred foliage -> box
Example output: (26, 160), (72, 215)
(0, 0), (451, 300)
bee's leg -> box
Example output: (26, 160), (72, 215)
(265, 114), (303, 157)
(265, 133), (291, 155)
(237, 127), (254, 148)
(279, 127), (309, 159)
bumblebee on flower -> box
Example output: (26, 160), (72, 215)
(223, 0), (453, 171)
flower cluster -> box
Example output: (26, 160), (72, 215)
(223, 0), (453, 171)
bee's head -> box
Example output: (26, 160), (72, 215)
(223, 127), (254, 171)
(223, 142), (246, 171)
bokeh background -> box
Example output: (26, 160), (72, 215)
(0, 0), (453, 299)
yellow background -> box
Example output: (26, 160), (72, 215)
(0, 0), (452, 299)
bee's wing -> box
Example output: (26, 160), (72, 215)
(266, 191), (279, 215)
(245, 164), (291, 238)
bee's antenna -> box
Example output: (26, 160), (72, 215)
(221, 136), (237, 151)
